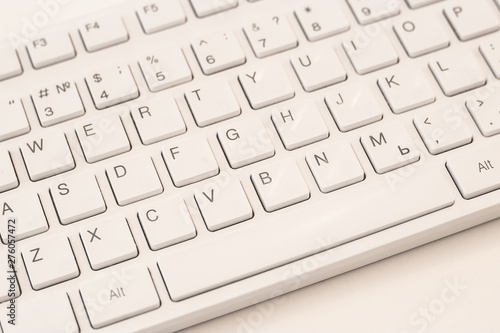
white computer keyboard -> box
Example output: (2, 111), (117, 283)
(1, 0), (500, 331)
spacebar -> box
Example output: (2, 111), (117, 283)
(158, 164), (455, 301)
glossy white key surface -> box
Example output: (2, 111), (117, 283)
(347, 0), (400, 25)
(444, 0), (499, 41)
(0, 97), (29, 141)
(138, 197), (196, 250)
(22, 236), (79, 290)
(20, 131), (75, 181)
(136, 0), (186, 34)
(466, 96), (500, 137)
(0, 149), (18, 193)
(79, 16), (129, 52)
(106, 154), (163, 206)
(480, 40), (500, 79)
(26, 30), (75, 69)
(189, 0), (238, 18)
(294, 1), (349, 41)
(80, 265), (159, 328)
(0, 46), (22, 81)
(80, 216), (137, 269)
(49, 172), (106, 224)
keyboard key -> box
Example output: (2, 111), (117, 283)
(192, 30), (245, 75)
(80, 216), (138, 270)
(291, 44), (347, 92)
(138, 197), (196, 250)
(26, 30), (75, 69)
(162, 135), (219, 187)
(138, 46), (192, 92)
(394, 13), (449, 57)
(343, 33), (398, 75)
(0, 190), (48, 243)
(347, 0), (401, 25)
(75, 113), (131, 163)
(195, 177), (253, 231)
(80, 265), (159, 328)
(480, 40), (500, 79)
(377, 67), (435, 114)
(361, 124), (420, 174)
(306, 141), (365, 193)
(158, 164), (454, 301)
(239, 63), (294, 109)
(466, 96), (500, 137)
(243, 14), (298, 58)
(130, 94), (186, 145)
(85, 62), (139, 109)
(1, 292), (78, 333)
(0, 149), (18, 193)
(20, 131), (75, 181)
(218, 117), (275, 168)
(444, 0), (499, 41)
(22, 236), (79, 290)
(49, 172), (106, 224)
(79, 16), (129, 52)
(325, 83), (383, 132)
(106, 154), (163, 206)
(272, 100), (329, 150)
(136, 0), (186, 34)
(31, 80), (84, 127)
(294, 1), (349, 42)
(0, 97), (29, 141)
(429, 49), (486, 96)
(406, 0), (442, 8)
(0, 45), (22, 81)
(447, 142), (500, 199)
(251, 159), (310, 212)
(414, 109), (472, 155)
(185, 78), (240, 127)
(189, 0), (238, 18)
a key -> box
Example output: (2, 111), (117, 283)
(0, 190), (48, 243)
(75, 113), (131, 163)
(377, 67), (435, 114)
(414, 109), (472, 154)
(20, 131), (75, 181)
(136, 0), (186, 34)
(0, 247), (20, 303)
(0, 45), (22, 81)
(218, 117), (275, 168)
(26, 30), (75, 69)
(394, 13), (450, 57)
(480, 40), (500, 79)
(325, 83), (383, 132)
(444, 0), (499, 41)
(79, 16), (129, 52)
(80, 265), (160, 328)
(31, 80), (84, 127)
(429, 49), (486, 96)
(447, 142), (500, 199)
(106, 154), (163, 206)
(346, 0), (401, 25)
(294, 1), (349, 42)
(195, 176), (253, 231)
(243, 14), (298, 58)
(189, 0), (238, 18)
(361, 124), (420, 174)
(192, 30), (246, 75)
(466, 96), (500, 137)
(0, 98), (29, 141)
(138, 197), (196, 250)
(162, 135), (219, 186)
(49, 172), (106, 224)
(306, 141), (365, 193)
(272, 100), (329, 150)
(251, 159), (310, 212)
(343, 33), (398, 75)
(239, 63), (294, 109)
(85, 62), (139, 109)
(130, 94), (186, 145)
(185, 78), (240, 127)
(291, 44), (347, 92)
(0, 292), (78, 333)
(22, 236), (79, 290)
(80, 216), (138, 270)
(405, 0), (442, 9)
(0, 149), (18, 193)
(138, 47), (192, 92)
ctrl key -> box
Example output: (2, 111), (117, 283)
(80, 265), (160, 329)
